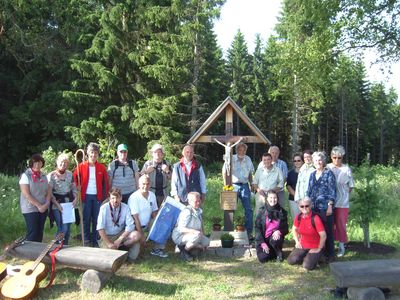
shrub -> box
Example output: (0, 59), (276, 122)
(220, 233), (234, 241)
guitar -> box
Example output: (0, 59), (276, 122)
(0, 237), (26, 282)
(0, 233), (64, 300)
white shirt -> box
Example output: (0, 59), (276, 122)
(86, 166), (97, 194)
(128, 190), (158, 227)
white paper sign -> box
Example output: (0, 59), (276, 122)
(61, 203), (76, 224)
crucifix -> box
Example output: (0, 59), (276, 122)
(187, 97), (270, 231)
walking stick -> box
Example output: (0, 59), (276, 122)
(74, 149), (86, 246)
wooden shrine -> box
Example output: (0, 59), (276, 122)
(187, 97), (270, 231)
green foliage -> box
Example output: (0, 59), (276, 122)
(41, 146), (75, 174)
(234, 214), (245, 226)
(220, 232), (234, 241)
(351, 159), (384, 247)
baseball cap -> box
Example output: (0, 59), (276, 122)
(117, 144), (128, 152)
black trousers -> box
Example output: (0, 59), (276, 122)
(256, 235), (284, 263)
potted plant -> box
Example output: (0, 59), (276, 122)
(220, 233), (235, 248)
(234, 215), (246, 232)
(211, 216), (222, 231)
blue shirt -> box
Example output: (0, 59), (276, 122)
(306, 168), (337, 211)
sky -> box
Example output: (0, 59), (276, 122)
(213, 0), (400, 99)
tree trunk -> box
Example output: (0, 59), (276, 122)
(291, 74), (300, 156)
(190, 30), (200, 135)
(362, 221), (370, 248)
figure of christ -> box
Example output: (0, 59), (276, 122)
(214, 137), (243, 177)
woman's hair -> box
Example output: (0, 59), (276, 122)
(28, 153), (45, 168)
(56, 153), (70, 164)
(303, 149), (313, 156)
(87, 142), (100, 153)
(292, 153), (303, 161)
(266, 189), (278, 198)
(109, 187), (122, 197)
(312, 151), (327, 165)
(139, 174), (150, 184)
(331, 145), (346, 157)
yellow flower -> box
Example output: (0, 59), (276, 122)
(223, 185), (234, 191)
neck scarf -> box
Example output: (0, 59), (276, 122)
(31, 169), (41, 182)
(265, 202), (282, 221)
(109, 202), (121, 227)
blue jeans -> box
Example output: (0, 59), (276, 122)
(314, 208), (334, 258)
(83, 194), (101, 246)
(233, 183), (253, 235)
(23, 211), (48, 242)
(53, 209), (71, 245)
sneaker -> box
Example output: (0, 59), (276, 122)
(151, 248), (168, 258)
(337, 243), (345, 257)
(179, 246), (193, 262)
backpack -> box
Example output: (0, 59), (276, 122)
(297, 210), (324, 230)
(112, 160), (135, 179)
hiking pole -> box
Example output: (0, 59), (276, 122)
(74, 149), (86, 246)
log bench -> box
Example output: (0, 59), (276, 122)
(330, 259), (400, 300)
(8, 241), (128, 293)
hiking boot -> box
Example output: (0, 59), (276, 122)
(178, 245), (193, 262)
(151, 248), (168, 258)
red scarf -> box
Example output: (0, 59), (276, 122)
(31, 169), (41, 182)
(179, 157), (198, 178)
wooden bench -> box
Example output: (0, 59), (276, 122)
(330, 259), (400, 300)
(8, 241), (128, 293)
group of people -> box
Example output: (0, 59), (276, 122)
(19, 140), (354, 267)
(252, 146), (354, 270)
(19, 143), (208, 261)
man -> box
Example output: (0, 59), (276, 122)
(258, 146), (288, 207)
(253, 153), (284, 212)
(294, 149), (314, 203)
(128, 175), (168, 258)
(227, 142), (254, 238)
(108, 143), (140, 204)
(97, 187), (141, 261)
(171, 144), (206, 204)
(172, 192), (209, 262)
(141, 143), (171, 208)
(74, 142), (109, 247)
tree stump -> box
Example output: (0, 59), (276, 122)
(347, 287), (385, 300)
(81, 269), (112, 293)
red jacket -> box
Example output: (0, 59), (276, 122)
(73, 161), (109, 202)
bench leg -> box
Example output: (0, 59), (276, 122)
(81, 269), (112, 293)
(347, 287), (385, 300)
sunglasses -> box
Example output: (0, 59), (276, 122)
(293, 160), (302, 162)
(299, 205), (310, 208)
(332, 156), (342, 160)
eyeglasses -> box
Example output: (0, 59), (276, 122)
(332, 156), (342, 160)
(293, 160), (302, 162)
(299, 205), (310, 208)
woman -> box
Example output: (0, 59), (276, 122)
(286, 153), (303, 219)
(172, 192), (209, 262)
(287, 197), (326, 270)
(74, 142), (109, 247)
(306, 151), (336, 261)
(294, 149), (314, 202)
(255, 190), (288, 263)
(47, 154), (77, 244)
(327, 146), (354, 257)
(19, 154), (52, 242)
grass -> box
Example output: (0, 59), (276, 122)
(1, 165), (400, 299)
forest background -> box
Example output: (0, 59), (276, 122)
(1, 0), (400, 173)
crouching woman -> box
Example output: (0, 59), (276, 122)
(255, 190), (288, 263)
(172, 192), (209, 262)
(287, 197), (326, 270)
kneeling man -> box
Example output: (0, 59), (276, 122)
(97, 187), (141, 260)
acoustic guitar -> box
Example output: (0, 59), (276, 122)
(0, 233), (64, 300)
(0, 237), (26, 282)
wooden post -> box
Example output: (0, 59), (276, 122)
(81, 269), (112, 293)
(224, 106), (234, 231)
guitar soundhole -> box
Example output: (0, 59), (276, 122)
(26, 269), (33, 276)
